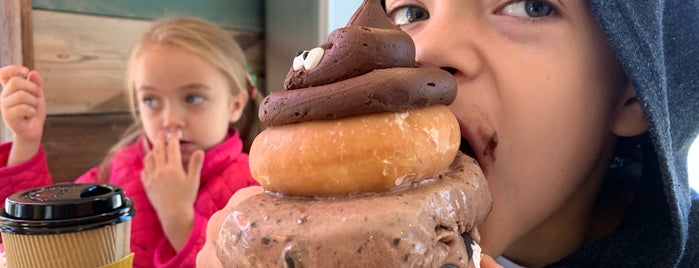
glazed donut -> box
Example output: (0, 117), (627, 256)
(249, 105), (460, 196)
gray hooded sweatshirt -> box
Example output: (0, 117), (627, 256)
(545, 1), (699, 267)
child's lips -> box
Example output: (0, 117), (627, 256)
(179, 141), (197, 152)
(459, 120), (498, 176)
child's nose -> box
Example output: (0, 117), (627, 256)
(163, 104), (185, 129)
(412, 16), (451, 64)
(413, 18), (483, 79)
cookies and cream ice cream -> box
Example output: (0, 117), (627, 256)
(219, 153), (490, 267)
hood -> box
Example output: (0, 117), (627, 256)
(567, 1), (699, 266)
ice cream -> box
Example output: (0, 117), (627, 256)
(215, 0), (492, 267)
(219, 153), (489, 267)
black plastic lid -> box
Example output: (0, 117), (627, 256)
(0, 183), (136, 235)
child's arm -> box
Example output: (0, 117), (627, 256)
(0, 65), (46, 166)
(0, 142), (53, 198)
(0, 66), (52, 213)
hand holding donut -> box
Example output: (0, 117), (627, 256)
(196, 186), (263, 267)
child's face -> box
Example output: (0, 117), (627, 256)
(385, 0), (627, 256)
(133, 43), (244, 162)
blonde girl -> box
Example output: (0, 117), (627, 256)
(0, 17), (261, 267)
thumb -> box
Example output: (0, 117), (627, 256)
(26, 71), (46, 116)
(187, 150), (205, 182)
(26, 71), (43, 91)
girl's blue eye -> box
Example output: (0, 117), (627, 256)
(186, 95), (204, 104)
(143, 97), (158, 107)
(501, 0), (556, 18)
(389, 6), (429, 26)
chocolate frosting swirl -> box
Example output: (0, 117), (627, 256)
(260, 0), (456, 126)
(262, 68), (455, 127)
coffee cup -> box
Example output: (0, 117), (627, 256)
(0, 183), (135, 268)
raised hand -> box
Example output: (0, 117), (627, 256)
(141, 130), (205, 251)
(0, 65), (46, 165)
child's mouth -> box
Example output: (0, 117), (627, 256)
(179, 140), (196, 152)
(459, 137), (477, 159)
(459, 125), (498, 176)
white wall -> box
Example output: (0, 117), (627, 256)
(265, 0), (362, 92)
(326, 0), (362, 37)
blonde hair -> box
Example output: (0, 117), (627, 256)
(98, 17), (264, 181)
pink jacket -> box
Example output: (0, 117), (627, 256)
(0, 129), (258, 267)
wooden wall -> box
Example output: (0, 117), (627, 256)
(0, 0), (32, 141)
(1, 1), (265, 182)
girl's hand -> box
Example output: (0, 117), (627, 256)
(141, 130), (205, 251)
(196, 186), (263, 268)
(0, 65), (46, 165)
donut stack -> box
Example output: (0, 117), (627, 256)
(216, 0), (492, 267)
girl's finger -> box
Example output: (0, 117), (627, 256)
(142, 136), (151, 153)
(26, 71), (43, 90)
(1, 76), (41, 99)
(167, 130), (182, 166)
(186, 150), (205, 181)
(2, 88), (40, 109)
(0, 66), (29, 86)
(143, 151), (155, 173)
(152, 131), (168, 164)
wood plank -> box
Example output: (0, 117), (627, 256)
(33, 10), (148, 115)
(42, 113), (133, 183)
(0, 1), (22, 66)
(33, 10), (265, 115)
(0, 0), (23, 142)
(31, 0), (263, 33)
(20, 0), (34, 70)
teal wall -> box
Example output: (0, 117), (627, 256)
(32, 0), (263, 32)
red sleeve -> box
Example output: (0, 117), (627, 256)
(0, 142), (52, 208)
(153, 212), (207, 267)
(74, 167), (100, 184)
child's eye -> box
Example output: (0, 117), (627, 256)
(388, 6), (429, 26)
(142, 97), (159, 107)
(500, 0), (557, 18)
(185, 94), (204, 104)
